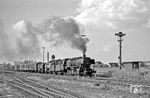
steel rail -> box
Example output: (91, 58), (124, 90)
(0, 78), (52, 98)
(26, 72), (150, 88)
(12, 75), (79, 98)
(1, 70), (150, 94)
(0, 74), (54, 98)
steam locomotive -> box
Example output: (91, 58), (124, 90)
(14, 54), (96, 77)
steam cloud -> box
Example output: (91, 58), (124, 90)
(13, 20), (40, 58)
(0, 20), (40, 61)
(0, 21), (15, 60)
(0, 17), (88, 61)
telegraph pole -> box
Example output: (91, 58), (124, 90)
(42, 47), (45, 63)
(115, 32), (126, 69)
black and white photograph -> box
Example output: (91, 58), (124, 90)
(0, 0), (150, 98)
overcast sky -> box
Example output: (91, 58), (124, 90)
(0, 0), (150, 63)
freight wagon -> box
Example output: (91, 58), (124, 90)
(14, 55), (96, 77)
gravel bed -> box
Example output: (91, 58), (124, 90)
(26, 74), (150, 98)
(0, 81), (23, 98)
(1, 71), (149, 98)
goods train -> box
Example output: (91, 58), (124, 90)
(14, 54), (96, 77)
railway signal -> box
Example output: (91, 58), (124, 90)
(115, 32), (126, 69)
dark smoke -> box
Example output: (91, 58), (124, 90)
(0, 16), (88, 62)
(37, 16), (88, 54)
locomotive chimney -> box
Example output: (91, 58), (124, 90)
(83, 52), (86, 58)
(47, 52), (49, 63)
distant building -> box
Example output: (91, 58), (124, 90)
(109, 61), (150, 70)
(0, 63), (14, 70)
(123, 61), (140, 71)
(123, 61), (150, 71)
(109, 62), (119, 67)
(0, 64), (4, 69)
(14, 60), (36, 71)
(140, 61), (150, 67)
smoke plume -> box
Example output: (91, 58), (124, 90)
(0, 16), (88, 61)
(37, 16), (88, 54)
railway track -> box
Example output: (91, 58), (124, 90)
(0, 73), (79, 98)
(12, 75), (79, 98)
(0, 75), (49, 98)
(25, 72), (150, 87)
(2, 70), (150, 87)
(20, 71), (150, 93)
(1, 70), (150, 95)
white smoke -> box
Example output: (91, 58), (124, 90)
(0, 20), (41, 61)
(13, 20), (40, 58)
(0, 21), (16, 60)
